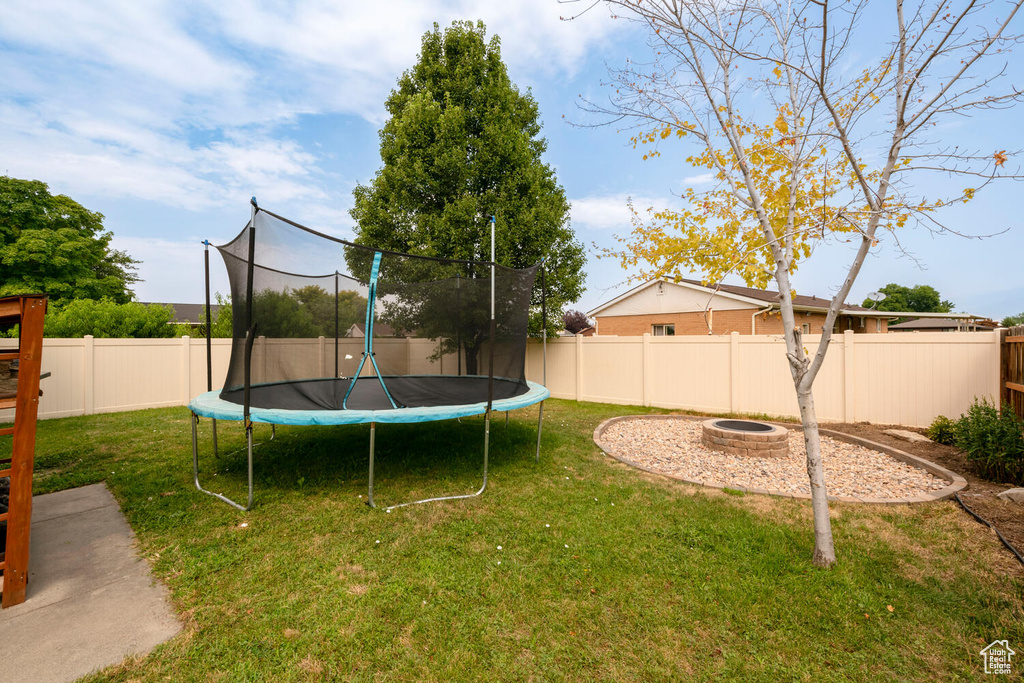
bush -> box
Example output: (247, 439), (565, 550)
(926, 415), (958, 445)
(954, 399), (1024, 485)
(42, 299), (181, 338)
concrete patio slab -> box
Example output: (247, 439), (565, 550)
(0, 483), (181, 683)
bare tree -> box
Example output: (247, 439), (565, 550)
(571, 0), (1023, 567)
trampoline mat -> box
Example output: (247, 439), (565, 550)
(190, 378), (549, 426)
(219, 375), (527, 411)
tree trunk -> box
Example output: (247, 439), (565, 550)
(464, 344), (479, 376)
(795, 386), (836, 568)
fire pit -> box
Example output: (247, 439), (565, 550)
(701, 419), (789, 458)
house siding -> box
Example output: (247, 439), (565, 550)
(597, 309), (887, 336)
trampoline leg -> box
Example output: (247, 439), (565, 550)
(271, 424), (276, 441)
(481, 414), (490, 494)
(384, 413), (490, 511)
(192, 411), (255, 511)
(212, 418), (219, 458)
(367, 422), (377, 508)
(535, 401), (545, 463)
(191, 412), (200, 482)
(505, 411), (509, 428)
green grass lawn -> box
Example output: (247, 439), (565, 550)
(14, 400), (1024, 681)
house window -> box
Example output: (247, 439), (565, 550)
(876, 319), (882, 333)
(652, 324), (675, 336)
(801, 323), (810, 335)
(859, 316), (865, 328)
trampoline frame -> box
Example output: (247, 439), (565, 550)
(192, 203), (549, 511)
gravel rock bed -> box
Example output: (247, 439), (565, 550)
(598, 417), (948, 499)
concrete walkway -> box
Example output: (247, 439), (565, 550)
(0, 484), (181, 683)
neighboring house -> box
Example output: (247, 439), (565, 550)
(888, 317), (998, 333)
(143, 302), (222, 330)
(345, 322), (404, 338)
(587, 278), (897, 336)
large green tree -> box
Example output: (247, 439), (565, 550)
(1003, 312), (1024, 328)
(0, 176), (139, 303)
(350, 20), (584, 342)
(863, 284), (955, 323)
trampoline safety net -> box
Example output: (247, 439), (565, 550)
(216, 206), (538, 414)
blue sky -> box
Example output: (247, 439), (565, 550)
(2, 1), (1021, 319)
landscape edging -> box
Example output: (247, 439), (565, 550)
(592, 414), (968, 504)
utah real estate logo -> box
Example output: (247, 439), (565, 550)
(981, 640), (1014, 675)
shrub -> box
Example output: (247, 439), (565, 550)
(954, 399), (1024, 485)
(43, 299), (180, 338)
(926, 415), (958, 445)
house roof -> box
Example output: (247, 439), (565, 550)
(141, 302), (222, 324)
(674, 277), (879, 313)
(888, 317), (998, 331)
(587, 278), (886, 318)
(345, 322), (404, 338)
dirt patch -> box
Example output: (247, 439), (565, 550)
(823, 422), (1024, 554)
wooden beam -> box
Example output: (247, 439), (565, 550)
(2, 296), (46, 608)
(0, 300), (21, 322)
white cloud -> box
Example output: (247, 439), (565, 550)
(0, 0), (627, 215)
(682, 172), (716, 186)
(570, 194), (666, 231)
(0, 1), (249, 95)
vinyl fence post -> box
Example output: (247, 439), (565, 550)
(729, 331), (739, 414)
(83, 335), (94, 416)
(182, 335), (191, 406)
(642, 333), (652, 407)
(575, 333), (583, 402)
(844, 329), (855, 422)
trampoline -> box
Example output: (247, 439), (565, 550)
(189, 200), (550, 511)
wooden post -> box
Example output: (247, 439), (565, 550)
(2, 295), (47, 608)
(1000, 327), (1010, 408)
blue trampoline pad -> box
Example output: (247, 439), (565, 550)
(189, 378), (549, 426)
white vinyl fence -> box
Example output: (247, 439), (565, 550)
(1, 330), (1001, 427)
(525, 331), (1000, 428)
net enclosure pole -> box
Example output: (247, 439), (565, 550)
(537, 263), (547, 463)
(243, 197), (257, 419)
(487, 215), (495, 412)
(203, 239), (218, 457)
(240, 196), (257, 509)
(483, 214), (496, 488)
(456, 273), (462, 376)
(334, 271), (339, 378)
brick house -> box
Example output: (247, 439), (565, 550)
(588, 278), (897, 336)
